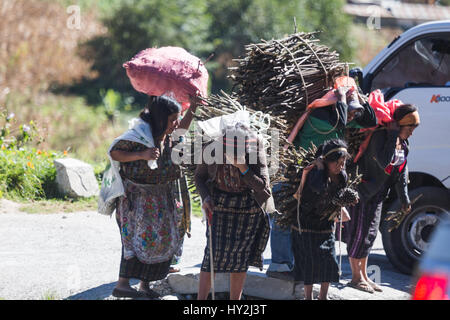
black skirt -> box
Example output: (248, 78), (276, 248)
(118, 250), (171, 282)
(291, 229), (339, 285)
(201, 189), (270, 273)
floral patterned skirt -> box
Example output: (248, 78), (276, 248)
(116, 179), (184, 268)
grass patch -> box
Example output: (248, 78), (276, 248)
(191, 197), (202, 219)
(41, 290), (60, 300)
(19, 197), (98, 214)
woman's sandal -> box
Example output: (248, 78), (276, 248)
(347, 281), (375, 294)
(112, 287), (146, 299)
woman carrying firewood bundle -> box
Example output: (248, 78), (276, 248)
(291, 139), (358, 300)
(342, 104), (420, 294)
(268, 85), (377, 280)
(195, 123), (274, 300)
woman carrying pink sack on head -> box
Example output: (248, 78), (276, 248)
(105, 95), (198, 299)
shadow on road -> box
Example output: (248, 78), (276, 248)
(65, 280), (139, 300)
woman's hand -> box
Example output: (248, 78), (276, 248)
(140, 147), (160, 161)
(202, 196), (214, 223)
(293, 185), (302, 200)
(335, 207), (351, 223)
(225, 152), (248, 173)
(401, 202), (412, 214)
(335, 86), (351, 103)
(188, 94), (202, 111)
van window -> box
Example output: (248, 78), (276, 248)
(371, 35), (450, 91)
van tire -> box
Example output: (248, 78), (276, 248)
(380, 186), (450, 275)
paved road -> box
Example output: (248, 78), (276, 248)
(0, 206), (413, 300)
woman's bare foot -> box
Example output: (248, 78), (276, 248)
(365, 279), (383, 292)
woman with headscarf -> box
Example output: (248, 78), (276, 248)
(107, 95), (197, 299)
(195, 123), (274, 300)
(343, 104), (420, 293)
(291, 139), (355, 300)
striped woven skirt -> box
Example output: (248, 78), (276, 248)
(201, 188), (271, 273)
(291, 229), (339, 285)
(342, 190), (385, 259)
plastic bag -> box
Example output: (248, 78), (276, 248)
(197, 110), (250, 139)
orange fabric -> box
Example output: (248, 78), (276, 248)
(353, 130), (374, 163)
(285, 109), (312, 149)
(334, 76), (357, 90)
(286, 76), (357, 146)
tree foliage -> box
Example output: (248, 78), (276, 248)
(78, 0), (354, 105)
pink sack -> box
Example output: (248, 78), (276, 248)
(123, 47), (209, 111)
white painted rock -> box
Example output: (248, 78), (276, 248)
(54, 158), (99, 198)
(243, 274), (299, 300)
(167, 273), (231, 294)
(161, 295), (180, 300)
(167, 272), (301, 300)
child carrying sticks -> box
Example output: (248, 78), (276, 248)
(291, 139), (356, 300)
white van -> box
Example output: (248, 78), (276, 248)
(351, 20), (450, 274)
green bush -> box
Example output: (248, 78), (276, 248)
(0, 105), (65, 200)
(0, 147), (64, 200)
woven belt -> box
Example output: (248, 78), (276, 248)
(291, 225), (334, 234)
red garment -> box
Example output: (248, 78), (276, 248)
(353, 90), (404, 163)
(367, 89), (404, 126)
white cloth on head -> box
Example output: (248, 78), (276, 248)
(197, 110), (250, 140)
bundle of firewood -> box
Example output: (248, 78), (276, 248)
(344, 127), (368, 159)
(229, 32), (346, 131)
(175, 92), (297, 200)
(271, 145), (317, 229)
(272, 150), (362, 230)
